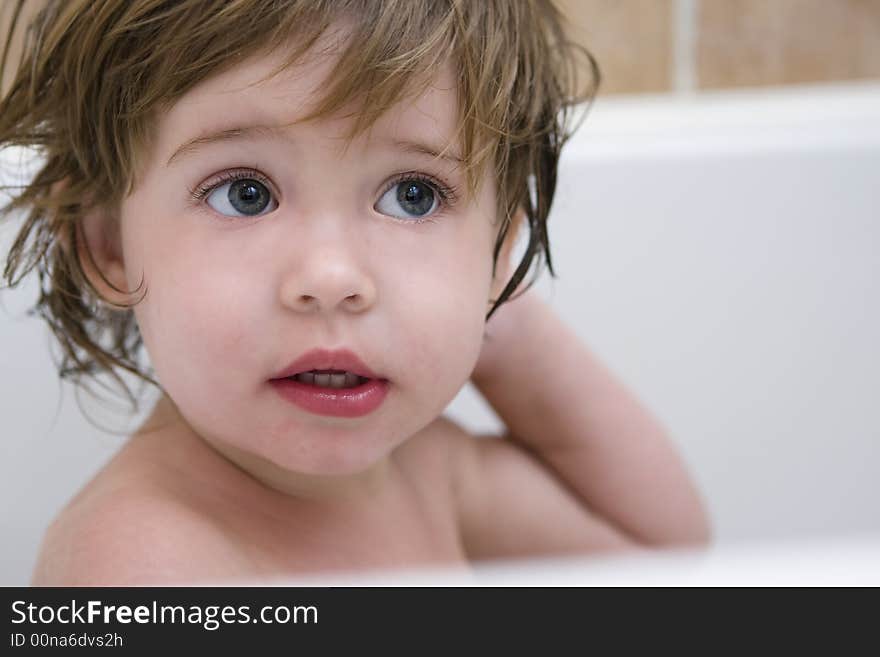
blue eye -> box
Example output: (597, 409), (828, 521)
(205, 177), (276, 217)
(375, 178), (440, 220)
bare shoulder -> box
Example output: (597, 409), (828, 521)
(31, 461), (246, 586)
(438, 415), (637, 561)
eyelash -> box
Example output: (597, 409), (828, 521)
(187, 167), (459, 224)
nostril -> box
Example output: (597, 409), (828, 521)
(294, 293), (363, 310)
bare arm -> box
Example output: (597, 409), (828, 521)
(470, 291), (712, 548)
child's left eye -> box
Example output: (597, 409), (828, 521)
(374, 174), (456, 222)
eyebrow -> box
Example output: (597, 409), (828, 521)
(388, 139), (464, 166)
(165, 124), (464, 167)
(166, 125), (289, 166)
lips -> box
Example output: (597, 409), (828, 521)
(270, 347), (385, 381)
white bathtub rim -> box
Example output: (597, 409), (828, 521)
(565, 80), (880, 161)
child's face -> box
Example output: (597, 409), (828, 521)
(103, 36), (500, 479)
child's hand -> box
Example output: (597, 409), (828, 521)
(472, 284), (539, 387)
(472, 214), (529, 385)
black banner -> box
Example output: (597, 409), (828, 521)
(3, 587), (596, 651)
(1, 587), (869, 651)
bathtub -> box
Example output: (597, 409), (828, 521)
(449, 80), (880, 544)
(3, 81), (880, 585)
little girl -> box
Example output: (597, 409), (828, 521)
(1, 0), (710, 585)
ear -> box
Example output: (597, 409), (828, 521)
(50, 179), (129, 304)
(74, 201), (129, 306)
(49, 178), (128, 305)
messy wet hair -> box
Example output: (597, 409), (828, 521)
(0, 0), (598, 414)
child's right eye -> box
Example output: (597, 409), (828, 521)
(189, 169), (279, 218)
(205, 177), (277, 217)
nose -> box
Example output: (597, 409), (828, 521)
(279, 248), (377, 314)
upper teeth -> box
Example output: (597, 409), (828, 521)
(295, 371), (363, 388)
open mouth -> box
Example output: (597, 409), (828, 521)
(286, 369), (372, 389)
(270, 367), (390, 417)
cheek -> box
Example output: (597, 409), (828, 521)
(131, 245), (259, 391)
(390, 235), (492, 387)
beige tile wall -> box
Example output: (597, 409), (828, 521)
(698, 0), (880, 89)
(554, 0), (674, 94)
(1, 1), (46, 98)
(556, 0), (880, 95)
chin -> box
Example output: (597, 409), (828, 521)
(265, 428), (399, 477)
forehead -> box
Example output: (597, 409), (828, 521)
(150, 39), (462, 168)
